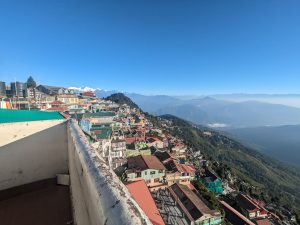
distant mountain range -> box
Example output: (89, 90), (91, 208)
(224, 125), (300, 168)
(69, 87), (122, 97)
(126, 94), (300, 128)
(99, 90), (300, 169)
(91, 89), (300, 128)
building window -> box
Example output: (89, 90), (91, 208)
(150, 171), (156, 175)
(137, 172), (141, 177)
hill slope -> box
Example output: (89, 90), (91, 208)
(224, 125), (300, 168)
(105, 93), (140, 109)
(106, 93), (300, 214)
(158, 115), (300, 209)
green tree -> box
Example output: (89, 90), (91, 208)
(27, 76), (37, 88)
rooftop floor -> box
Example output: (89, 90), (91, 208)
(0, 179), (72, 225)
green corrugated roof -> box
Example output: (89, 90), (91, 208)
(90, 123), (111, 130)
(84, 111), (115, 118)
(68, 108), (84, 112)
(0, 109), (65, 123)
(94, 128), (112, 139)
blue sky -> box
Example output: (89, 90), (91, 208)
(0, 0), (299, 95)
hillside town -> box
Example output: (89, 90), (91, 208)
(0, 77), (297, 225)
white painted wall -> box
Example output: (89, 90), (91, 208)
(0, 121), (68, 191)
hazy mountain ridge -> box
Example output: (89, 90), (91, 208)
(94, 90), (300, 127)
(224, 125), (300, 168)
(127, 94), (300, 127)
(157, 114), (300, 210)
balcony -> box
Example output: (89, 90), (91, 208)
(0, 119), (151, 225)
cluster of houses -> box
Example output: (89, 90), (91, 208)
(50, 88), (280, 225)
(1, 80), (294, 225)
(79, 95), (286, 225)
(75, 97), (224, 225)
(0, 80), (97, 112)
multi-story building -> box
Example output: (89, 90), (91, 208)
(165, 160), (196, 186)
(235, 194), (268, 220)
(168, 183), (223, 225)
(172, 143), (187, 160)
(57, 94), (79, 108)
(109, 131), (127, 169)
(146, 137), (164, 149)
(80, 111), (116, 135)
(126, 155), (166, 191)
(202, 170), (223, 194)
(125, 141), (151, 158)
(155, 151), (196, 187)
(0, 81), (6, 98)
(36, 85), (73, 96)
(10, 81), (27, 98)
(220, 201), (255, 225)
(46, 100), (68, 112)
(27, 87), (45, 101)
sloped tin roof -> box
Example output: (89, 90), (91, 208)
(0, 109), (65, 123)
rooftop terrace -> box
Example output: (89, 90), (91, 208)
(0, 118), (152, 225)
(0, 178), (72, 225)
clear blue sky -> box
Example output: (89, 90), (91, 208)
(0, 0), (299, 95)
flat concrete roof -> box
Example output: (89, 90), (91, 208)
(0, 179), (72, 225)
(0, 120), (66, 147)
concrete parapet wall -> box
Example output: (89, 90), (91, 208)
(68, 120), (152, 225)
(0, 120), (68, 191)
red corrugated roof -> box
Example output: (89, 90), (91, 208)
(126, 180), (165, 225)
(46, 107), (67, 112)
(181, 164), (196, 173)
(50, 100), (64, 105)
(82, 91), (95, 97)
(256, 219), (272, 225)
(60, 112), (71, 119)
(125, 137), (145, 145)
